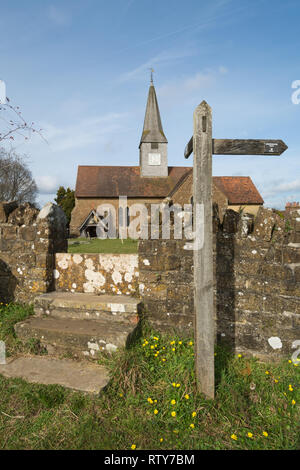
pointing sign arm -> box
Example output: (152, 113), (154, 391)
(185, 138), (288, 158)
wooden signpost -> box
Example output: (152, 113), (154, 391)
(185, 101), (288, 399)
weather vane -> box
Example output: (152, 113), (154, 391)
(149, 68), (154, 84)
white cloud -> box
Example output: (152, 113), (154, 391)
(119, 48), (196, 83)
(40, 112), (129, 152)
(36, 175), (59, 194)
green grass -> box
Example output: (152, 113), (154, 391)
(0, 304), (299, 450)
(68, 238), (138, 254)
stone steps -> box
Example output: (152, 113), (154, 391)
(14, 292), (143, 360)
(34, 292), (141, 324)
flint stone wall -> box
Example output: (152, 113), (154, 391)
(138, 205), (300, 360)
(0, 202), (67, 303)
(54, 253), (140, 296)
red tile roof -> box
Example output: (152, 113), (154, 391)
(75, 166), (191, 198)
(75, 166), (263, 204)
(213, 176), (264, 204)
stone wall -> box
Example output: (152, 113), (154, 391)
(54, 253), (140, 296)
(0, 202), (67, 303)
(138, 205), (300, 360)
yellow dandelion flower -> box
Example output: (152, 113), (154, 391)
(247, 432), (253, 438)
(190, 423), (195, 429)
(294, 363), (298, 367)
(153, 336), (159, 341)
(274, 379), (278, 383)
(192, 412), (196, 418)
(172, 348), (175, 352)
(119, 393), (123, 397)
(160, 438), (163, 442)
(131, 444), (136, 450)
(292, 399), (296, 405)
(171, 411), (176, 417)
(176, 383), (181, 388)
(154, 409), (158, 415)
(142, 343), (146, 347)
(189, 341), (193, 346)
(171, 399), (176, 405)
(147, 398), (153, 404)
(150, 345), (154, 349)
(231, 434), (238, 441)
(185, 394), (190, 400)
(289, 385), (294, 392)
(265, 371), (269, 375)
(162, 358), (166, 362)
(172, 382), (176, 387)
(178, 341), (182, 345)
(154, 399), (157, 403)
(262, 431), (268, 437)
(238, 354), (242, 358)
(288, 360), (292, 363)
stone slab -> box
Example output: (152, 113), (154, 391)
(34, 291), (141, 313)
(0, 356), (110, 393)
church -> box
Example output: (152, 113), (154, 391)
(70, 79), (264, 237)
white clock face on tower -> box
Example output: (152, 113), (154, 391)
(148, 153), (161, 166)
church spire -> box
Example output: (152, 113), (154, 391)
(139, 79), (168, 148)
(139, 76), (168, 178)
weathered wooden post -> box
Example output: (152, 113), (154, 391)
(193, 101), (214, 399)
(185, 101), (287, 400)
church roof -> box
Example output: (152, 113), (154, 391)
(75, 166), (263, 204)
(75, 166), (190, 198)
(213, 176), (264, 204)
(139, 83), (168, 146)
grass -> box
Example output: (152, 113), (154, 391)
(0, 304), (299, 450)
(68, 237), (138, 254)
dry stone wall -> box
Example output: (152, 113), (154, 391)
(54, 253), (140, 296)
(138, 205), (300, 360)
(0, 202), (67, 303)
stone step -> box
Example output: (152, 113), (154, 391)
(15, 316), (140, 360)
(0, 356), (110, 394)
(34, 292), (142, 323)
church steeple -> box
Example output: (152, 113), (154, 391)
(139, 77), (168, 177)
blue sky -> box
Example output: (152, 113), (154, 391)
(0, 0), (299, 208)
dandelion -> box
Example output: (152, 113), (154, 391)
(154, 409), (158, 415)
(247, 432), (253, 438)
(231, 434), (238, 441)
(172, 348), (175, 352)
(119, 393), (123, 397)
(185, 394), (190, 400)
(147, 398), (153, 404)
(190, 423), (195, 429)
(178, 341), (182, 345)
(154, 399), (157, 403)
(153, 336), (159, 341)
(292, 400), (296, 405)
(192, 412), (197, 418)
(162, 358), (166, 362)
(189, 341), (193, 346)
(289, 384), (294, 392)
(172, 382), (176, 387)
(238, 354), (242, 358)
(288, 360), (292, 363)
(171, 399), (176, 405)
(170, 341), (175, 345)
(171, 411), (176, 417)
(274, 379), (278, 383)
(150, 345), (154, 349)
(265, 371), (269, 375)
(262, 431), (268, 437)
(176, 383), (181, 388)
(160, 438), (164, 442)
(131, 444), (136, 450)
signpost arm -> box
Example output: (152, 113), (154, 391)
(193, 101), (214, 399)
